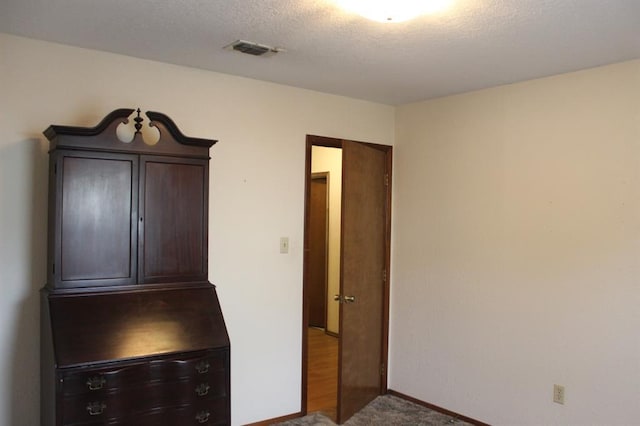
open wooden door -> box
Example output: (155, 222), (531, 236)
(337, 140), (391, 423)
(309, 173), (329, 328)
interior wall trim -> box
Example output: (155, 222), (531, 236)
(244, 411), (303, 426)
(325, 330), (339, 338)
(387, 389), (491, 426)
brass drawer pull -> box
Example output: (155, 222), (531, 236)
(195, 360), (210, 374)
(195, 383), (210, 396)
(86, 401), (106, 416)
(86, 376), (106, 391)
(195, 410), (210, 423)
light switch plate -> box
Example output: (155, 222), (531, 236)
(280, 237), (289, 254)
(553, 384), (565, 404)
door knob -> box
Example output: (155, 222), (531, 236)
(344, 295), (356, 303)
(334, 294), (342, 302)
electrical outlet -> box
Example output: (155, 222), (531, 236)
(553, 384), (565, 405)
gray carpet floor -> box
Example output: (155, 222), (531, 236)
(273, 395), (474, 426)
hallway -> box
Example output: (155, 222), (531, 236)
(307, 327), (338, 421)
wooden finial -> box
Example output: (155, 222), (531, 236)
(134, 108), (143, 134)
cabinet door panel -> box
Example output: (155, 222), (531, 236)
(55, 152), (138, 288)
(139, 156), (208, 283)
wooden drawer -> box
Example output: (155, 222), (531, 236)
(120, 399), (229, 425)
(63, 397), (229, 425)
(61, 374), (227, 424)
(61, 351), (227, 396)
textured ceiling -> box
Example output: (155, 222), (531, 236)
(1, 0), (639, 105)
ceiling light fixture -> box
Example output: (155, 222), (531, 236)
(335, 0), (453, 23)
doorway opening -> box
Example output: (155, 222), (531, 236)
(307, 148), (342, 421)
(302, 135), (392, 424)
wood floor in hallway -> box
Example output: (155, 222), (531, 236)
(307, 327), (339, 421)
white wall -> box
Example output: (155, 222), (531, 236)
(4, 31), (639, 426)
(391, 60), (640, 425)
(311, 146), (342, 334)
(0, 33), (394, 426)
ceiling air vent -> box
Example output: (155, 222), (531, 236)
(224, 40), (284, 57)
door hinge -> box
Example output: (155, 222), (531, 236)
(382, 269), (387, 283)
(380, 363), (386, 376)
(384, 173), (389, 186)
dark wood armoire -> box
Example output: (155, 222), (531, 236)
(40, 109), (230, 426)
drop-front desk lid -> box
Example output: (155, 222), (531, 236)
(48, 285), (230, 368)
